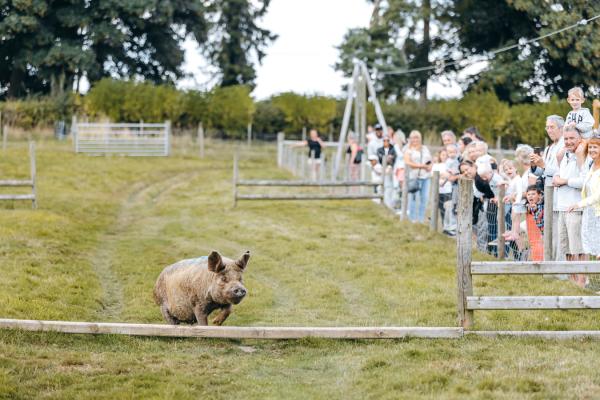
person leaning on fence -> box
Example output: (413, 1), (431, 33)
(378, 135), (397, 208)
(525, 185), (545, 261)
(346, 132), (363, 181)
(367, 124), (384, 158)
(293, 129), (324, 178)
(553, 125), (588, 287)
(567, 134), (600, 260)
(403, 130), (432, 223)
(530, 114), (565, 260)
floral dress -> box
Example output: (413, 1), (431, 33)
(581, 178), (600, 257)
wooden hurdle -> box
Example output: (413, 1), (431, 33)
(233, 153), (383, 207)
(456, 178), (600, 329)
(0, 141), (37, 209)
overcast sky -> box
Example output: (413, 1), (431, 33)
(180, 0), (465, 100)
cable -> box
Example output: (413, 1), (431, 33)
(380, 13), (600, 76)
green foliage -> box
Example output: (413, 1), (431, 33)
(0, 94), (77, 129)
(271, 93), (337, 135)
(85, 79), (184, 124)
(253, 100), (286, 135)
(205, 85), (255, 137)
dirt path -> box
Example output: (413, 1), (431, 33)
(91, 172), (197, 321)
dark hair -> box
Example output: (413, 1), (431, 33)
(460, 136), (473, 146)
(464, 126), (484, 141)
(526, 185), (542, 194)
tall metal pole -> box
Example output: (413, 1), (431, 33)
(333, 63), (359, 180)
(360, 62), (388, 134)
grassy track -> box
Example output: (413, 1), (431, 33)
(1, 139), (600, 399)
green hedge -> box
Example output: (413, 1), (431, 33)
(0, 81), (579, 145)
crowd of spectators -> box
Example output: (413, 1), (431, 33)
(360, 87), (600, 287)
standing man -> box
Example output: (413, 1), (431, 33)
(367, 124), (384, 158)
(553, 125), (588, 286)
(531, 115), (565, 260)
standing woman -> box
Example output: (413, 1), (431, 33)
(346, 132), (362, 181)
(403, 130), (432, 222)
(294, 129), (325, 179)
(568, 135), (600, 258)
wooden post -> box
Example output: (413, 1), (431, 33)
(381, 152), (387, 206)
(497, 185), (506, 259)
(430, 171), (440, 231)
(302, 126), (307, 141)
(401, 166), (410, 221)
(593, 99), (599, 130)
(544, 182), (554, 261)
(247, 123), (252, 146)
(277, 132), (284, 167)
(2, 124), (7, 152)
(197, 122), (205, 158)
(29, 141), (37, 209)
(233, 153), (239, 208)
(457, 178), (474, 328)
(496, 136), (503, 158)
(165, 120), (171, 156)
(71, 115), (78, 152)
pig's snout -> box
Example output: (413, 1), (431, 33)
(230, 285), (247, 303)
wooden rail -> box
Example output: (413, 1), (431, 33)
(467, 296), (600, 310)
(471, 261), (600, 275)
(233, 154), (383, 206)
(0, 319), (462, 339)
(456, 178), (600, 328)
(0, 141), (37, 209)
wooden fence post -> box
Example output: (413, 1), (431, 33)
(71, 115), (78, 152)
(29, 141), (37, 209)
(457, 178), (474, 328)
(233, 153), (239, 208)
(165, 120), (171, 156)
(2, 124), (7, 152)
(401, 166), (410, 221)
(247, 123), (252, 146)
(198, 122), (205, 158)
(302, 126), (307, 141)
(277, 132), (284, 167)
(544, 182), (554, 261)
(498, 185), (506, 259)
(430, 171), (440, 231)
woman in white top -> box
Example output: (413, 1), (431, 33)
(568, 136), (600, 257)
(403, 130), (432, 223)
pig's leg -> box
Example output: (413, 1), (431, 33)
(212, 305), (232, 326)
(160, 304), (179, 325)
(193, 305), (208, 326)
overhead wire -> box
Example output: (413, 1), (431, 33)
(380, 13), (600, 76)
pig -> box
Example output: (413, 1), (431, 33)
(153, 250), (250, 325)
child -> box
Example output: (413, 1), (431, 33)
(525, 185), (544, 261)
(566, 87), (594, 139)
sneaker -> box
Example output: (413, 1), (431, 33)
(443, 230), (456, 237)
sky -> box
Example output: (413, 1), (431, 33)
(180, 0), (467, 100)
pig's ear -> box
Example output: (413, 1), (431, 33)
(208, 251), (225, 273)
(235, 251), (251, 270)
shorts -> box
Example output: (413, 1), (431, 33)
(558, 211), (584, 255)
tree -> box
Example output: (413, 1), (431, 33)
(452, 0), (600, 102)
(336, 0), (457, 104)
(207, 0), (277, 88)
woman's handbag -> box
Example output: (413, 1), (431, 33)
(407, 178), (421, 193)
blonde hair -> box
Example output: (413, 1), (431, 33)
(515, 144), (533, 165)
(409, 130), (422, 140)
(499, 159), (515, 179)
(568, 86), (585, 99)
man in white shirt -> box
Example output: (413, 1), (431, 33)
(553, 125), (588, 270)
(531, 114), (565, 260)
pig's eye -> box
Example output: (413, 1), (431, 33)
(221, 276), (229, 283)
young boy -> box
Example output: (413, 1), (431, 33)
(566, 87), (594, 139)
(525, 185), (544, 261)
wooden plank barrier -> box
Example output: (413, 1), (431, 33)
(0, 141), (37, 209)
(456, 179), (600, 328)
(0, 319), (463, 339)
(233, 154), (383, 206)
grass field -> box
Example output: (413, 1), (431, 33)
(1, 139), (600, 399)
